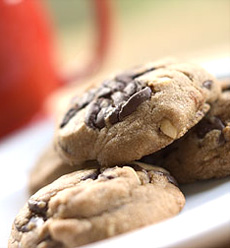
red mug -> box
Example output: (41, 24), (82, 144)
(0, 0), (112, 138)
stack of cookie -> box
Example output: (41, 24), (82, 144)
(9, 58), (230, 248)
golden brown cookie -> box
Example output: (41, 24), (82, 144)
(9, 162), (185, 248)
(55, 58), (221, 167)
(142, 86), (230, 183)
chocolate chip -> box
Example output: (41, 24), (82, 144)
(111, 91), (128, 106)
(79, 90), (97, 108)
(108, 107), (120, 124)
(196, 116), (225, 139)
(128, 163), (178, 187)
(202, 80), (213, 90)
(61, 66), (154, 130)
(85, 101), (100, 129)
(119, 87), (152, 120)
(154, 171), (178, 187)
(106, 175), (115, 179)
(60, 107), (78, 128)
(115, 74), (133, 84)
(95, 108), (106, 129)
(60, 90), (98, 128)
(97, 87), (112, 98)
(104, 80), (126, 91)
(99, 174), (115, 180)
(123, 81), (137, 96)
(165, 174), (178, 187)
(99, 98), (111, 109)
(28, 199), (47, 217)
(82, 170), (99, 180)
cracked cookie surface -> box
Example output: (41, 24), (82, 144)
(55, 58), (221, 166)
(142, 86), (230, 183)
(9, 162), (185, 248)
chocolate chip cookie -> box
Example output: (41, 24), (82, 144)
(9, 162), (185, 248)
(29, 145), (98, 195)
(142, 86), (230, 183)
(55, 58), (220, 166)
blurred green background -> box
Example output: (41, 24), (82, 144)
(45, 0), (230, 72)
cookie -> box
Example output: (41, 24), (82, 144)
(55, 58), (220, 167)
(141, 86), (230, 183)
(29, 145), (99, 195)
(9, 162), (185, 248)
(45, 79), (99, 123)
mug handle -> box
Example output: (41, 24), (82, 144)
(62, 0), (113, 84)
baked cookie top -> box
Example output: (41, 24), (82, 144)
(142, 85), (230, 183)
(9, 162), (185, 248)
(55, 58), (221, 166)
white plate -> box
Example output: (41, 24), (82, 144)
(1, 58), (230, 248)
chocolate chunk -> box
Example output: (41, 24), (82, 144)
(85, 101), (100, 129)
(196, 116), (225, 139)
(104, 80), (126, 91)
(28, 199), (47, 217)
(105, 175), (115, 179)
(154, 171), (178, 187)
(165, 174), (178, 187)
(82, 170), (99, 180)
(99, 98), (111, 110)
(95, 108), (106, 129)
(60, 107), (78, 128)
(119, 87), (152, 120)
(202, 80), (213, 90)
(97, 87), (112, 98)
(123, 81), (137, 96)
(86, 99), (111, 129)
(113, 81), (126, 91)
(99, 174), (115, 180)
(60, 90), (97, 128)
(61, 66), (155, 130)
(111, 92), (128, 106)
(115, 74), (133, 84)
(78, 90), (96, 108)
(108, 107), (120, 124)
(128, 163), (178, 187)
